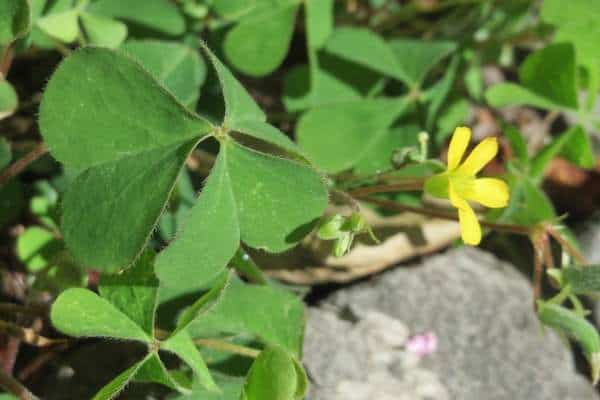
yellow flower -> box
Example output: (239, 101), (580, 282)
(424, 127), (509, 245)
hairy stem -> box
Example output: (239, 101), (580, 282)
(546, 225), (587, 266)
(347, 181), (424, 197)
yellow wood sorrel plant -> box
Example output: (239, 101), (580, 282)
(2, 0), (600, 398)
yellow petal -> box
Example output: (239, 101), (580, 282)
(458, 204), (482, 245)
(464, 178), (510, 208)
(457, 137), (498, 176)
(449, 183), (481, 245)
(447, 127), (471, 171)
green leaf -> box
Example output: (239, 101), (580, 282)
(162, 329), (217, 391)
(305, 0), (333, 50)
(485, 82), (566, 109)
(538, 302), (600, 383)
(0, 0), (31, 45)
(201, 44), (266, 126)
(243, 346), (306, 400)
(324, 28), (403, 81)
(388, 39), (456, 87)
(51, 288), (151, 342)
(79, 12), (127, 48)
(121, 40), (207, 108)
(503, 125), (529, 167)
(36, 9), (79, 43)
(296, 98), (406, 172)
(40, 47), (210, 168)
(519, 43), (578, 109)
(89, 0), (185, 35)
(223, 140), (327, 252)
(187, 277), (305, 356)
(16, 226), (60, 272)
(135, 353), (191, 394)
(486, 44), (578, 110)
(61, 139), (197, 272)
(563, 266), (600, 296)
(155, 150), (239, 290)
(224, 3), (298, 77)
(559, 125), (595, 169)
(92, 355), (150, 400)
(99, 250), (158, 336)
(0, 80), (18, 120)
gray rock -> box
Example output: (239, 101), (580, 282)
(578, 212), (600, 265)
(305, 247), (598, 400)
(577, 212), (600, 329)
(305, 307), (448, 400)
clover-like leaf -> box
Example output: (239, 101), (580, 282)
(486, 43), (578, 110)
(154, 47), (327, 289)
(40, 47), (210, 271)
(42, 44), (327, 294)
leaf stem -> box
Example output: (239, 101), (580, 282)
(194, 338), (260, 358)
(546, 225), (587, 266)
(0, 369), (39, 400)
(0, 143), (48, 187)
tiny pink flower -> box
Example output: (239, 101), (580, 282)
(405, 332), (438, 357)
